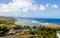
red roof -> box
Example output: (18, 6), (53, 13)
(15, 30), (21, 33)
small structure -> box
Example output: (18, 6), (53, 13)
(9, 29), (15, 35)
(15, 30), (21, 33)
(57, 31), (60, 38)
(21, 29), (29, 34)
(22, 29), (28, 32)
(9, 29), (21, 35)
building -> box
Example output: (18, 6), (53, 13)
(57, 31), (60, 38)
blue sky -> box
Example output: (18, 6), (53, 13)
(0, 0), (60, 18)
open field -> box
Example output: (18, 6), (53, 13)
(43, 25), (60, 28)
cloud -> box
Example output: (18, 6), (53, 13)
(39, 5), (45, 10)
(51, 4), (58, 9)
(0, 0), (38, 13)
(0, 0), (59, 18)
(0, 0), (40, 17)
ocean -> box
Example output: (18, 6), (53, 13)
(15, 18), (60, 26)
(29, 18), (60, 25)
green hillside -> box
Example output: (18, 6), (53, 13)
(0, 17), (16, 25)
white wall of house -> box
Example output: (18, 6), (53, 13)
(57, 33), (60, 38)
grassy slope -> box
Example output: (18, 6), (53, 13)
(0, 16), (16, 24)
(43, 25), (60, 28)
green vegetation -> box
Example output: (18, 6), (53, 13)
(12, 25), (58, 38)
(0, 17), (60, 38)
(0, 17), (16, 24)
(0, 17), (16, 36)
(29, 26), (58, 38)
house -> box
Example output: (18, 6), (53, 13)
(22, 29), (27, 32)
(9, 29), (15, 35)
(57, 31), (60, 38)
(22, 29), (29, 32)
(15, 30), (21, 33)
(9, 29), (21, 35)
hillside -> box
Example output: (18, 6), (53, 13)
(43, 25), (60, 28)
(0, 16), (16, 24)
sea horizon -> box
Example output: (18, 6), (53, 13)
(14, 17), (60, 26)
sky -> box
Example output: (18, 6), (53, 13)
(0, 0), (60, 18)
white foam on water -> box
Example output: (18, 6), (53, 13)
(31, 20), (40, 23)
(15, 18), (53, 26)
(44, 23), (50, 25)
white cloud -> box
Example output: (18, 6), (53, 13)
(39, 5), (45, 10)
(0, 0), (59, 18)
(51, 4), (58, 9)
(0, 0), (38, 13)
(30, 5), (38, 11)
(22, 8), (28, 12)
